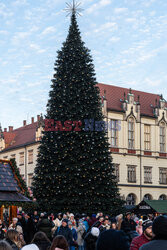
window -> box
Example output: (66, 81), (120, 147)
(159, 168), (167, 184)
(126, 193), (136, 205)
(111, 120), (118, 147)
(28, 150), (33, 164)
(128, 118), (134, 149)
(144, 167), (152, 183)
(28, 174), (33, 187)
(11, 154), (16, 160)
(127, 165), (136, 183)
(144, 125), (151, 151)
(160, 123), (165, 152)
(144, 194), (152, 200)
(19, 152), (24, 166)
(159, 194), (167, 200)
(113, 164), (119, 182)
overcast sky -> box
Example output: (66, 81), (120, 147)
(0, 0), (167, 129)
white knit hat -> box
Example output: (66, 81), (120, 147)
(91, 227), (100, 237)
(22, 244), (39, 250)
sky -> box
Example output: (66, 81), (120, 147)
(0, 0), (167, 129)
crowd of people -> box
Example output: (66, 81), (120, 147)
(0, 210), (167, 250)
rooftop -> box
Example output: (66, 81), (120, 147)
(0, 84), (166, 152)
(98, 83), (167, 117)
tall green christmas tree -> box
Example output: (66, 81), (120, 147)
(32, 3), (124, 214)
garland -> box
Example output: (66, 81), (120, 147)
(9, 158), (31, 198)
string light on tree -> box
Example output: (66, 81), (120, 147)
(32, 1), (124, 214)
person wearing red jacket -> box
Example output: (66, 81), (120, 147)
(130, 219), (153, 250)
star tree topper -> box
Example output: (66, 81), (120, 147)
(64, 0), (84, 16)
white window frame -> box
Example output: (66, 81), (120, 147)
(144, 125), (151, 151)
(128, 118), (135, 149)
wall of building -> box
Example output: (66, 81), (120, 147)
(0, 143), (39, 186)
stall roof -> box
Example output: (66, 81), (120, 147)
(0, 161), (20, 192)
(0, 191), (31, 202)
(134, 199), (167, 214)
(0, 160), (31, 203)
(145, 200), (167, 214)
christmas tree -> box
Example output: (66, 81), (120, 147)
(32, 3), (124, 214)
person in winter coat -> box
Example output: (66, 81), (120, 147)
(0, 240), (12, 250)
(69, 213), (76, 228)
(0, 220), (6, 240)
(54, 219), (72, 247)
(76, 219), (85, 250)
(101, 218), (110, 231)
(24, 213), (36, 244)
(9, 218), (23, 234)
(89, 215), (97, 227)
(17, 213), (27, 235)
(84, 227), (100, 250)
(96, 228), (130, 250)
(52, 213), (62, 235)
(83, 217), (89, 232)
(50, 235), (69, 250)
(68, 221), (78, 250)
(5, 229), (20, 250)
(121, 212), (137, 233)
(37, 213), (54, 240)
(130, 219), (153, 250)
(140, 215), (167, 250)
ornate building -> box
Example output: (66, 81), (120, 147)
(0, 84), (167, 205)
(99, 83), (167, 205)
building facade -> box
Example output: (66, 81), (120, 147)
(99, 83), (167, 205)
(0, 115), (43, 188)
(0, 84), (167, 205)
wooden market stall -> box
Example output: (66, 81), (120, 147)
(0, 159), (31, 222)
(133, 199), (167, 216)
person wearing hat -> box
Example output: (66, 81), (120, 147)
(121, 212), (137, 233)
(130, 219), (153, 250)
(140, 215), (167, 250)
(84, 227), (100, 250)
(68, 221), (78, 250)
(69, 213), (76, 227)
(54, 219), (72, 247)
(96, 227), (130, 250)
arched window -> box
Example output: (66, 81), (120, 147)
(128, 117), (134, 149)
(160, 122), (166, 152)
(144, 194), (152, 200)
(126, 193), (136, 205)
(159, 194), (167, 200)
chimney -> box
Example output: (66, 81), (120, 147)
(31, 117), (34, 124)
(4, 128), (7, 132)
(9, 126), (13, 132)
(23, 120), (26, 126)
(37, 115), (40, 122)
